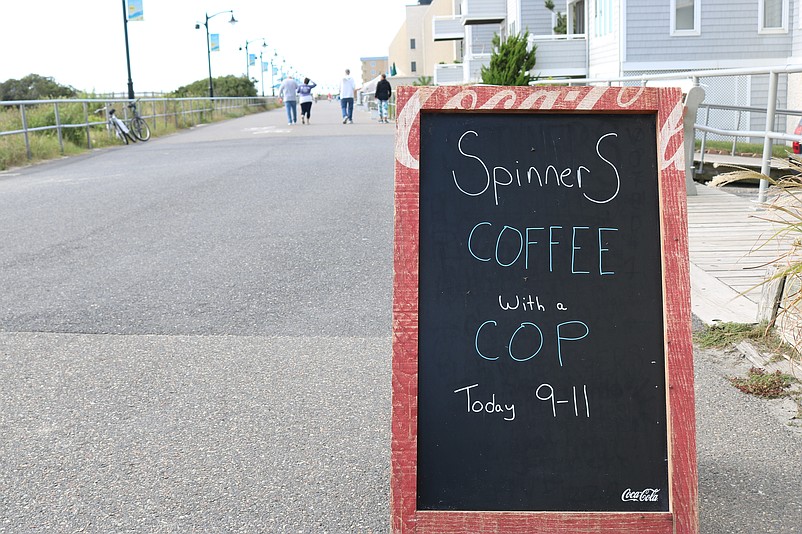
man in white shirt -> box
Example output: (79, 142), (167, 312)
(279, 77), (299, 125)
(339, 69), (356, 124)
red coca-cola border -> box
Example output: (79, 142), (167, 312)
(391, 85), (698, 534)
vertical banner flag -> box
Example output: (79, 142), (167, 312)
(262, 61), (269, 72)
(210, 34), (220, 52)
(249, 54), (256, 67)
(127, 0), (144, 21)
(272, 66), (278, 75)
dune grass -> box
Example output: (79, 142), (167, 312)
(0, 99), (274, 171)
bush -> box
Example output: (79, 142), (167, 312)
(174, 75), (257, 97)
(711, 158), (802, 364)
(480, 31), (537, 86)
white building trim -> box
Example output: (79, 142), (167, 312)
(757, 0), (789, 35)
(623, 57), (802, 72)
(670, 0), (702, 37)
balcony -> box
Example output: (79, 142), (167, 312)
(432, 35), (587, 85)
(434, 64), (465, 85)
(529, 34), (588, 78)
(461, 0), (506, 25)
(433, 15), (465, 41)
(465, 54), (491, 83)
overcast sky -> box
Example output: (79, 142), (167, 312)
(0, 0), (411, 96)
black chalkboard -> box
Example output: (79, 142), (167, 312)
(416, 112), (669, 512)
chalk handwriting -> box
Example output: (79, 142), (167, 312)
(467, 222), (618, 275)
(454, 383), (516, 421)
(498, 294), (545, 312)
(536, 383), (591, 418)
(474, 320), (590, 365)
(451, 130), (621, 206)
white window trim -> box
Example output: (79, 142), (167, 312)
(670, 0), (701, 37)
(567, 0), (576, 35)
(758, 0), (789, 34)
(567, 0), (586, 35)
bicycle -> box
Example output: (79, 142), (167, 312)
(95, 105), (136, 145)
(127, 99), (151, 141)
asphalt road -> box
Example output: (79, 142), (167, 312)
(1, 101), (800, 533)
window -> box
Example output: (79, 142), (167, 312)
(594, 0), (613, 37)
(411, 61), (417, 73)
(569, 0), (585, 35)
(410, 38), (416, 50)
(759, 0), (788, 33)
(671, 0), (700, 36)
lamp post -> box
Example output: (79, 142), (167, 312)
(259, 51), (266, 97)
(196, 10), (237, 99)
(121, 0), (135, 99)
(268, 51), (279, 96)
(240, 38), (267, 83)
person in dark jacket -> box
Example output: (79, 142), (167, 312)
(374, 74), (392, 123)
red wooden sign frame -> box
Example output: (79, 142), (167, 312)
(391, 85), (698, 533)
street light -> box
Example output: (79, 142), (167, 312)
(259, 50), (267, 97)
(121, 0), (135, 99)
(267, 51), (279, 96)
(196, 10), (237, 99)
(240, 38), (267, 83)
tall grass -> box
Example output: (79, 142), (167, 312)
(711, 157), (802, 366)
(0, 99), (273, 171)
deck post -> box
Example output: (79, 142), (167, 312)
(758, 70), (779, 205)
(684, 86), (705, 196)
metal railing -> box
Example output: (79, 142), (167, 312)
(0, 96), (274, 161)
(537, 65), (802, 202)
(695, 102), (802, 161)
(359, 94), (397, 122)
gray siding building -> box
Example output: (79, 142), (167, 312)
(430, 0), (801, 135)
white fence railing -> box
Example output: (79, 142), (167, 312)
(537, 65), (802, 202)
(0, 96), (274, 161)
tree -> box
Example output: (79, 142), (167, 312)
(413, 75), (433, 86)
(545, 0), (567, 34)
(0, 74), (77, 101)
(480, 31), (537, 86)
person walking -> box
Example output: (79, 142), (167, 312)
(278, 77), (299, 125)
(340, 69), (356, 124)
(297, 78), (317, 124)
(375, 73), (392, 123)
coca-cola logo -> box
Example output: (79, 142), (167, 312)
(621, 488), (661, 502)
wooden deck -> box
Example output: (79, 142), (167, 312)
(687, 183), (788, 324)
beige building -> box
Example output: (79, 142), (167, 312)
(388, 0), (460, 80)
(360, 57), (389, 84)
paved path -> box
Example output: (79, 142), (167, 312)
(0, 101), (395, 532)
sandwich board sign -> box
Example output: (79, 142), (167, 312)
(391, 85), (698, 533)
